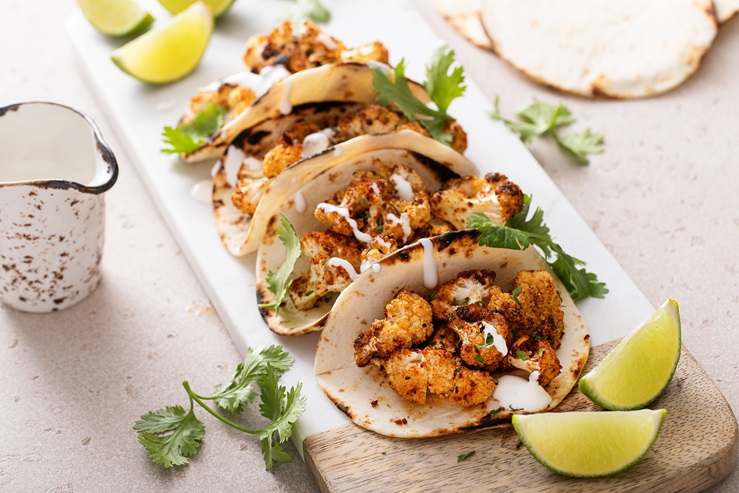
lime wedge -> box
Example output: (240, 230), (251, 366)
(111, 2), (214, 84)
(78, 0), (155, 37)
(579, 299), (681, 410)
(513, 409), (666, 477)
(157, 0), (236, 17)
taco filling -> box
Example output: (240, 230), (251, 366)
(353, 269), (564, 409)
(287, 167), (523, 312)
(226, 103), (468, 218)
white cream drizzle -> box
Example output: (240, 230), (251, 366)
(492, 371), (552, 413)
(370, 183), (381, 196)
(418, 238), (438, 289)
(190, 179), (212, 204)
(367, 60), (391, 76)
(372, 263), (382, 273)
(223, 146), (247, 186)
(294, 190), (306, 213)
(301, 132), (331, 158)
(333, 146), (343, 157)
(279, 78), (293, 115)
(374, 236), (392, 251)
(481, 322), (508, 356)
(316, 203), (373, 243)
(328, 258), (359, 280)
(391, 173), (414, 201)
(386, 212), (411, 243)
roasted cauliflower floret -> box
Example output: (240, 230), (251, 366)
(431, 173), (524, 230)
(421, 348), (457, 399)
(339, 41), (389, 65)
(353, 289), (434, 367)
(182, 83), (257, 126)
(262, 121), (322, 178)
(429, 325), (460, 353)
(513, 270), (565, 349)
(289, 231), (363, 311)
(449, 311), (511, 371)
(360, 235), (398, 272)
(449, 366), (496, 407)
(314, 164), (431, 247)
(333, 105), (404, 142)
(243, 21), (388, 74)
(382, 349), (428, 404)
(431, 270), (498, 321)
(232, 177), (268, 215)
(506, 335), (562, 387)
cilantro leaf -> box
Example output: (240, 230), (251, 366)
(209, 345), (294, 414)
(372, 45), (466, 146)
(134, 405), (205, 468)
(457, 451), (476, 462)
(161, 103), (228, 155)
(257, 214), (302, 315)
(257, 367), (307, 471)
(489, 96), (604, 164)
(554, 129), (605, 165)
(425, 45), (466, 113)
(287, 0), (331, 24)
(466, 196), (608, 301)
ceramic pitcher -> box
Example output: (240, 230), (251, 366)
(0, 102), (118, 312)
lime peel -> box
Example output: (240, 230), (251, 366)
(579, 299), (681, 411)
(78, 0), (155, 37)
(110, 1), (214, 85)
(513, 409), (667, 478)
(157, 0), (237, 17)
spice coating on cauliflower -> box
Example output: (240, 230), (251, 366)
(353, 289), (434, 367)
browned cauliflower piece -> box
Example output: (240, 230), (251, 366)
(182, 83), (257, 126)
(262, 121), (322, 178)
(314, 164), (431, 247)
(339, 41), (389, 65)
(429, 324), (460, 353)
(444, 120), (468, 155)
(353, 289), (434, 367)
(421, 347), (457, 399)
(449, 366), (496, 407)
(289, 231), (363, 311)
(333, 105), (404, 142)
(449, 311), (511, 371)
(513, 270), (565, 349)
(360, 235), (398, 272)
(382, 349), (428, 404)
(243, 21), (388, 74)
(431, 270), (498, 321)
(431, 173), (524, 230)
(506, 335), (562, 387)
(232, 176), (268, 215)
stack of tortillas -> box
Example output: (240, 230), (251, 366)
(437, 0), (735, 98)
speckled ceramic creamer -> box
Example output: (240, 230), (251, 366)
(0, 102), (118, 312)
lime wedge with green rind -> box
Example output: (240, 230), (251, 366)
(579, 299), (681, 411)
(157, 0), (237, 17)
(513, 409), (666, 478)
(78, 0), (155, 37)
(111, 2), (214, 85)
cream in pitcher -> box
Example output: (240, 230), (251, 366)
(0, 102), (118, 312)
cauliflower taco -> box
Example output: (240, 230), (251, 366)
(314, 231), (590, 437)
(255, 132), (526, 335)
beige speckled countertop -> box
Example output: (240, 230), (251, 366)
(1, 1), (737, 491)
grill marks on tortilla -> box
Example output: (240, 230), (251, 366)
(439, 0), (718, 98)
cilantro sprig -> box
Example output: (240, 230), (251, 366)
(489, 97), (604, 164)
(372, 45), (466, 145)
(286, 0), (331, 24)
(161, 103), (228, 155)
(257, 214), (301, 315)
(467, 196), (608, 301)
(134, 345), (306, 471)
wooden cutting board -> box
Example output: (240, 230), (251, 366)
(304, 341), (738, 493)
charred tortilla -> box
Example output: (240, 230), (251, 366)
(314, 231), (589, 438)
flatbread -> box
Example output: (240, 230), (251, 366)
(254, 131), (479, 335)
(714, 0), (739, 23)
(435, 0), (493, 51)
(314, 231), (590, 438)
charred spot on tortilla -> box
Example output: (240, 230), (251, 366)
(413, 153), (460, 183)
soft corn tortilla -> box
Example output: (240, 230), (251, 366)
(314, 231), (590, 438)
(254, 132), (479, 335)
(436, 0), (493, 51)
(184, 62), (429, 162)
(445, 0), (717, 98)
